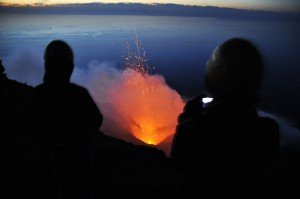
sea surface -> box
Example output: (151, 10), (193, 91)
(0, 14), (300, 126)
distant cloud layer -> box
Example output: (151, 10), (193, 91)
(0, 3), (299, 19)
(1, 0), (300, 13)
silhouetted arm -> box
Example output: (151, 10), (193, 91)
(177, 94), (206, 123)
(82, 89), (103, 130)
(170, 123), (188, 167)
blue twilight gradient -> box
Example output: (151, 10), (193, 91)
(0, 13), (300, 125)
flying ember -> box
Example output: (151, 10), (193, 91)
(116, 37), (184, 145)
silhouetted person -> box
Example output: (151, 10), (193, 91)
(0, 59), (5, 75)
(25, 40), (103, 198)
(0, 59), (9, 134)
(171, 38), (280, 198)
(0, 60), (32, 137)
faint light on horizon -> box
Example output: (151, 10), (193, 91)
(1, 0), (299, 13)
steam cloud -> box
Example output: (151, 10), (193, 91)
(73, 61), (184, 145)
(3, 48), (300, 154)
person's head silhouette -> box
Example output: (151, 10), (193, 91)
(43, 40), (74, 84)
(205, 38), (263, 104)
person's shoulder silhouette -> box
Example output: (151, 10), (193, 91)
(171, 38), (280, 197)
(26, 40), (103, 149)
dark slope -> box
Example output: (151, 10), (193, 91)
(1, 61), (300, 198)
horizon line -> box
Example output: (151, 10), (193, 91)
(0, 2), (299, 14)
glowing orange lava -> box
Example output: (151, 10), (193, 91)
(114, 37), (184, 145)
(122, 70), (184, 145)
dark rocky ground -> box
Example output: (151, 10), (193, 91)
(2, 130), (300, 198)
(1, 65), (300, 198)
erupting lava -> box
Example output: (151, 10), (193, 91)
(116, 69), (184, 145)
(113, 38), (184, 145)
(83, 37), (185, 147)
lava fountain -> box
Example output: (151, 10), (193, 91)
(77, 37), (185, 147)
(108, 38), (185, 145)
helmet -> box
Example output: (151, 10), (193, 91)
(205, 38), (263, 101)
